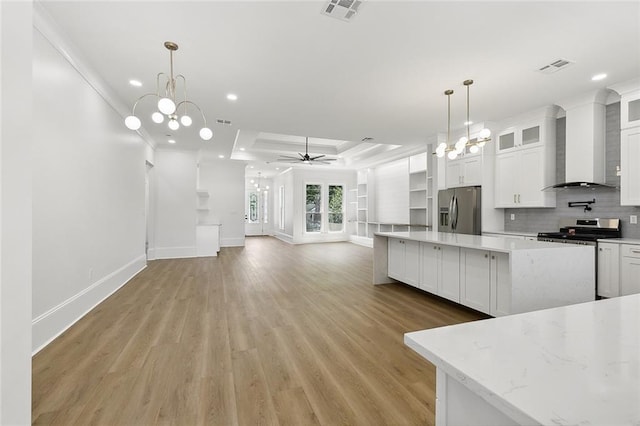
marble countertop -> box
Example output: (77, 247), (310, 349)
(598, 238), (640, 245)
(405, 294), (640, 425)
(483, 230), (538, 238)
(375, 231), (591, 254)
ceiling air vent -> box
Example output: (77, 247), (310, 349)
(216, 119), (232, 126)
(538, 58), (575, 74)
(361, 137), (374, 142)
(322, 0), (363, 22)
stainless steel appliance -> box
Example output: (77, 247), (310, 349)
(438, 186), (481, 235)
(537, 218), (621, 246)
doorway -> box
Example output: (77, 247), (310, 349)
(245, 189), (270, 236)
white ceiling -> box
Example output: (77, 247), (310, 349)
(39, 1), (640, 177)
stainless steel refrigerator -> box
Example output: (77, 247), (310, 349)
(438, 186), (482, 235)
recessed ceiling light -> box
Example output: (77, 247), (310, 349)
(275, 167), (280, 170)
(464, 121), (473, 126)
(129, 79), (142, 87)
(226, 93), (238, 101)
(168, 139), (176, 144)
(240, 147), (245, 151)
(591, 73), (607, 81)
(249, 166), (254, 169)
(218, 155), (224, 159)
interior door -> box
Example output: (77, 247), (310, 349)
(245, 190), (269, 236)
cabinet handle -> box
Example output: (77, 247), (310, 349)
(518, 194), (521, 203)
(484, 254), (488, 258)
(632, 249), (640, 254)
(599, 248), (603, 251)
(513, 194), (517, 203)
(438, 247), (441, 250)
(433, 246), (437, 250)
(491, 255), (495, 259)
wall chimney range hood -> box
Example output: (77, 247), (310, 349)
(544, 89), (617, 191)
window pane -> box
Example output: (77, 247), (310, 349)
(249, 192), (258, 223)
(306, 184), (322, 232)
(328, 185), (344, 232)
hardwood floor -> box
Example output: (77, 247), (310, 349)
(32, 237), (485, 425)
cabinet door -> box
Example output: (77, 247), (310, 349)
(439, 245), (460, 302)
(460, 249), (491, 314)
(597, 243), (620, 297)
(494, 153), (519, 207)
(420, 243), (440, 293)
(461, 157), (482, 186)
(518, 147), (545, 206)
(446, 161), (462, 188)
(404, 240), (420, 287)
(497, 129), (516, 153)
(388, 239), (405, 281)
(621, 245), (640, 296)
(621, 127), (640, 206)
(490, 252), (511, 316)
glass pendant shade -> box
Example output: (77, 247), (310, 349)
(199, 127), (213, 141)
(479, 128), (491, 140)
(180, 115), (192, 127)
(168, 118), (180, 130)
(124, 115), (141, 130)
(158, 97), (176, 115)
(437, 142), (447, 151)
(151, 112), (164, 124)
(447, 150), (458, 160)
(469, 145), (479, 154)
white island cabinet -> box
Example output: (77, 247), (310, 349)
(374, 231), (595, 316)
(405, 294), (640, 426)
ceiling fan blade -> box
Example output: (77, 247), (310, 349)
(276, 159), (302, 163)
(277, 155), (302, 160)
(309, 154), (326, 160)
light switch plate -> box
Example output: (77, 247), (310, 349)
(510, 214), (515, 221)
(631, 215), (638, 225)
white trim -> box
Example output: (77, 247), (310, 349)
(32, 254), (147, 354)
(274, 232), (294, 244)
(32, 2), (157, 150)
(350, 235), (374, 248)
(152, 246), (198, 260)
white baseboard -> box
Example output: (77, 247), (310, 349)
(32, 254), (147, 354)
(274, 232), (294, 244)
(349, 235), (374, 248)
(152, 246), (197, 259)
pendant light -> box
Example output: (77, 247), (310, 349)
(434, 79), (491, 159)
(124, 41), (213, 141)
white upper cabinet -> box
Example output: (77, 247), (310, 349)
(620, 126), (640, 206)
(494, 108), (557, 208)
(446, 156), (482, 188)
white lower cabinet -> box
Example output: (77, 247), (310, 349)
(597, 242), (620, 297)
(460, 249), (491, 314)
(621, 244), (640, 296)
(419, 243), (460, 300)
(388, 238), (420, 287)
(490, 252), (511, 317)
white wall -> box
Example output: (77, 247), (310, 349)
(374, 158), (410, 224)
(1, 2), (33, 422)
(152, 150), (198, 258)
(274, 169), (295, 241)
(31, 28), (148, 352)
(198, 160), (245, 246)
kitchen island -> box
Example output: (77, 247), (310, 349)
(374, 231), (595, 316)
(404, 294), (640, 425)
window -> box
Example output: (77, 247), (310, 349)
(279, 186), (285, 230)
(328, 185), (344, 232)
(262, 191), (268, 224)
(249, 192), (258, 223)
(306, 184), (322, 232)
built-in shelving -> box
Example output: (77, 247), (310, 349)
(408, 152), (433, 227)
(196, 189), (210, 225)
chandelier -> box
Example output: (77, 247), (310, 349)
(124, 41), (213, 141)
(435, 79), (491, 159)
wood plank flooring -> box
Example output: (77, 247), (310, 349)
(32, 237), (486, 425)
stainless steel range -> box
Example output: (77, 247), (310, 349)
(537, 218), (621, 246)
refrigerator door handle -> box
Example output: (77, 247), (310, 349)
(451, 196), (458, 231)
(448, 196), (454, 230)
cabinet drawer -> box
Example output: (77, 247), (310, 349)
(621, 244), (640, 258)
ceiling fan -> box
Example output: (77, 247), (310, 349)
(275, 137), (337, 165)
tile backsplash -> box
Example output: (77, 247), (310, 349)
(504, 102), (640, 239)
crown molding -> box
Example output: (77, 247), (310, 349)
(32, 1), (157, 150)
